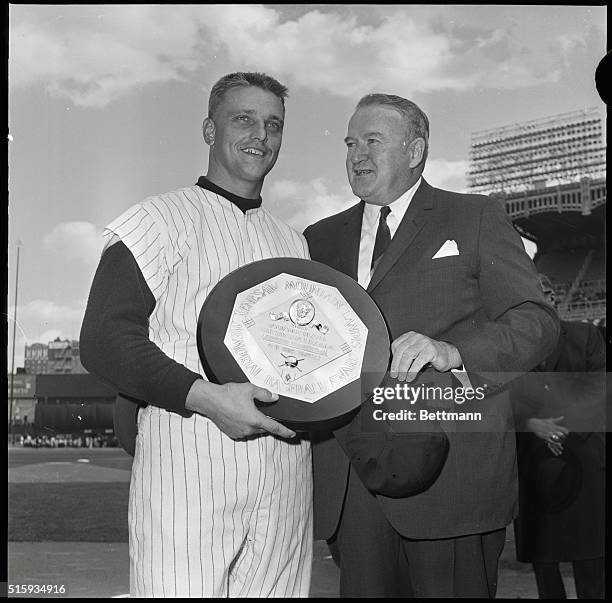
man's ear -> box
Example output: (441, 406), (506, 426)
(408, 137), (426, 168)
(203, 117), (215, 146)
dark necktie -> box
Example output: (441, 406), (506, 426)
(370, 205), (392, 270)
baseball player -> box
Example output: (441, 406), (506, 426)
(80, 72), (312, 597)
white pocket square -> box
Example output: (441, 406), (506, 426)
(432, 239), (459, 259)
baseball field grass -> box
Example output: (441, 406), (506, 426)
(8, 447), (132, 543)
(9, 482), (129, 542)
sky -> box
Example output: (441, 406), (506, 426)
(7, 4), (607, 368)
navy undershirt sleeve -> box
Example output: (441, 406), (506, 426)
(80, 241), (201, 417)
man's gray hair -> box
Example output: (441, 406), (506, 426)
(208, 72), (288, 118)
(356, 94), (429, 165)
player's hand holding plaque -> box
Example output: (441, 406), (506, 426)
(198, 258), (390, 430)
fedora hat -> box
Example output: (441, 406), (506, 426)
(343, 394), (449, 498)
(531, 436), (582, 514)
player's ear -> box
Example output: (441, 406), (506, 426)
(203, 117), (216, 146)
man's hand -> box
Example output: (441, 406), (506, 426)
(185, 379), (295, 440)
(390, 331), (462, 382)
(546, 440), (564, 457)
(525, 416), (569, 456)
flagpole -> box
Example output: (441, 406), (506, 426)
(9, 242), (21, 445)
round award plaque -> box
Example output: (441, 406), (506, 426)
(197, 257), (390, 430)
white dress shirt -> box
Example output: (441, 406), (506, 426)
(357, 177), (422, 289)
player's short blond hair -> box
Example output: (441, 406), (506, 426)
(208, 72), (288, 119)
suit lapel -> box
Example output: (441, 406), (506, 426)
(367, 180), (434, 293)
(336, 201), (364, 280)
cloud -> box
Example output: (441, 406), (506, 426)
(266, 178), (355, 232)
(10, 299), (86, 337)
(10, 5), (570, 108)
(8, 299), (88, 368)
(204, 6), (458, 97)
(423, 159), (469, 193)
(10, 5), (207, 108)
(555, 32), (589, 69)
(42, 221), (103, 264)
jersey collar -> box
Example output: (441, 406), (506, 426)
(196, 176), (262, 213)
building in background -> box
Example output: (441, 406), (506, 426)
(24, 337), (87, 375)
(47, 338), (86, 374)
(11, 339), (111, 444)
(34, 373), (116, 436)
(24, 342), (48, 374)
(8, 372), (119, 445)
(468, 109), (606, 326)
(7, 373), (37, 425)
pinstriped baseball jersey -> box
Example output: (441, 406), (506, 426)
(105, 184), (313, 597)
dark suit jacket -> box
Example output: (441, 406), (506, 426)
(512, 321), (605, 561)
(304, 179), (559, 540)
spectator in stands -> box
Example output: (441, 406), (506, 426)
(511, 274), (605, 599)
(576, 289), (588, 303)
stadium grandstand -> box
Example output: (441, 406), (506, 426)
(468, 108), (606, 329)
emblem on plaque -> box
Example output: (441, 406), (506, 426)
(269, 299), (329, 334)
(289, 299), (315, 326)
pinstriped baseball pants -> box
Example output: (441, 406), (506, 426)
(128, 406), (313, 597)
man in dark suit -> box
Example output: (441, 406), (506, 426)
(303, 94), (559, 598)
(512, 276), (605, 599)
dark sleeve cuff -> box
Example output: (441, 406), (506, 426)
(146, 365), (201, 417)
